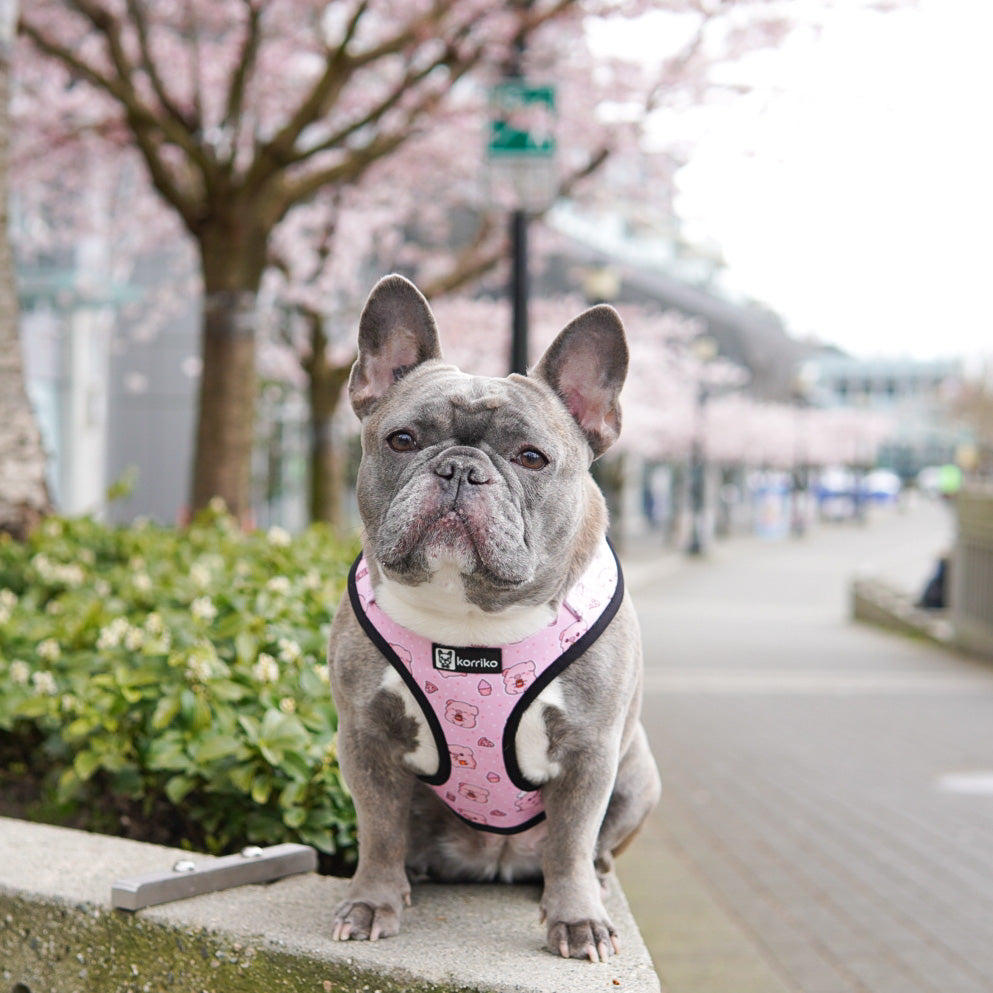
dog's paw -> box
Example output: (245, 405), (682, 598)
(546, 918), (620, 962)
(332, 899), (401, 942)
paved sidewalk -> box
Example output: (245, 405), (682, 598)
(618, 499), (993, 993)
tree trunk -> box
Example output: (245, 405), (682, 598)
(303, 311), (352, 531)
(189, 223), (266, 523)
(0, 0), (52, 539)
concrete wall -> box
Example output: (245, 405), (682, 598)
(0, 818), (660, 993)
(952, 488), (993, 660)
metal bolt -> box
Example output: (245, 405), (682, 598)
(172, 859), (196, 873)
(240, 846), (264, 859)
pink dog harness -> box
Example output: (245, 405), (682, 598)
(348, 539), (623, 834)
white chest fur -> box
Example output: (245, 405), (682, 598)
(376, 566), (555, 647)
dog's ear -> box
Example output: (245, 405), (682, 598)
(531, 305), (628, 460)
(349, 275), (443, 418)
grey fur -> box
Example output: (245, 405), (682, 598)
(328, 275), (661, 961)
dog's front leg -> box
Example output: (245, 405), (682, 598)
(538, 756), (621, 962)
(332, 732), (415, 942)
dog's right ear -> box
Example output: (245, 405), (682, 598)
(349, 274), (443, 419)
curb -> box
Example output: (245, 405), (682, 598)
(0, 817), (660, 993)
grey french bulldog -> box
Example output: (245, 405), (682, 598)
(327, 274), (661, 962)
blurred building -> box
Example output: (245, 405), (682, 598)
(800, 352), (965, 480)
(546, 202), (969, 481)
(544, 203), (807, 402)
(19, 245), (311, 528)
(19, 247), (199, 525)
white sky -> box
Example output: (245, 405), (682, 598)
(599, 0), (993, 362)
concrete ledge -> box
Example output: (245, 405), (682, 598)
(851, 576), (954, 648)
(0, 817), (661, 993)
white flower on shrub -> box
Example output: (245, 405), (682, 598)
(314, 663), (330, 685)
(124, 625), (145, 651)
(32, 671), (57, 696)
(266, 576), (291, 596)
(267, 525), (291, 547)
(191, 596), (218, 623)
(0, 589), (17, 624)
(133, 572), (153, 594)
(144, 612), (165, 636)
(98, 617), (131, 650)
(253, 653), (280, 683)
(279, 696), (296, 715)
(10, 660), (30, 685)
(31, 555), (85, 588)
(38, 638), (61, 662)
(185, 646), (216, 683)
(277, 638), (301, 664)
(190, 562), (212, 589)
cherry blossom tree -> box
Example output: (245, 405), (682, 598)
(17, 0), (598, 519)
(0, 0), (50, 539)
(15, 0), (810, 523)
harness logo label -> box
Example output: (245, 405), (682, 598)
(433, 644), (503, 674)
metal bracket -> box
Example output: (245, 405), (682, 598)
(111, 843), (317, 911)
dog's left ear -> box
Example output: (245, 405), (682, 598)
(349, 274), (443, 419)
(531, 305), (628, 460)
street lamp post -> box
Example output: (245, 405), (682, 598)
(487, 3), (555, 375)
(509, 209), (529, 375)
(687, 336), (716, 556)
(790, 405), (808, 538)
(790, 365), (816, 537)
(687, 381), (708, 556)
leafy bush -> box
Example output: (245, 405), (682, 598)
(0, 505), (359, 870)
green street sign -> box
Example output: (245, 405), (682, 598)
(488, 81), (556, 159)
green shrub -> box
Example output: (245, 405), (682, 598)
(0, 505), (359, 868)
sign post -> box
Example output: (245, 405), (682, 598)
(487, 81), (557, 211)
(487, 81), (557, 375)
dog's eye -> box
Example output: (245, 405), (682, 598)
(514, 448), (548, 471)
(387, 430), (419, 453)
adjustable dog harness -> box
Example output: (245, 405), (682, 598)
(348, 539), (624, 834)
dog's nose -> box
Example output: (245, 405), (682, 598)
(434, 449), (493, 486)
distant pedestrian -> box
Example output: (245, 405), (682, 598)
(918, 555), (949, 610)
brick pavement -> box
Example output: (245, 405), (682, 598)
(618, 499), (993, 993)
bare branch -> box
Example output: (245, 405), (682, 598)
(222, 0), (263, 140)
(419, 214), (507, 300)
(124, 0), (195, 133)
(251, 0), (373, 177)
(19, 18), (194, 215)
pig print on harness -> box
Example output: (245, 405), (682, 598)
(348, 538), (623, 832)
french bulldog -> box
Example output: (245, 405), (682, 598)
(327, 274), (661, 962)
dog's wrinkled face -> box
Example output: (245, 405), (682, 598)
(348, 274), (628, 615)
(355, 363), (591, 610)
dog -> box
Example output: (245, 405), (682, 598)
(327, 274), (660, 962)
